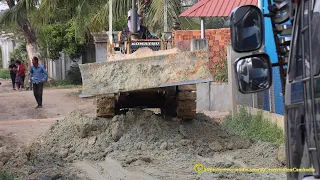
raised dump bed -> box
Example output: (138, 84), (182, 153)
(79, 48), (213, 120)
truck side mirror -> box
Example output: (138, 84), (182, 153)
(234, 53), (272, 94)
(230, 5), (264, 53)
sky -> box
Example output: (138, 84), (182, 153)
(0, 2), (8, 11)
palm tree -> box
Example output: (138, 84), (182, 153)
(0, 0), (187, 65)
(0, 0), (40, 64)
(40, 0), (184, 37)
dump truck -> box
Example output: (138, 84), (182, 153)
(230, 1), (320, 179)
(78, 5), (213, 120)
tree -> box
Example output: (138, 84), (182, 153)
(10, 43), (27, 61)
(30, 3), (86, 61)
(205, 17), (229, 29)
(36, 20), (85, 60)
(0, 0), (40, 64)
(0, 0), (192, 66)
(40, 0), (185, 38)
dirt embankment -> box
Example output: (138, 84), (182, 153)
(1, 110), (286, 180)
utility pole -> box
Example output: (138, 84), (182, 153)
(200, 18), (205, 38)
(164, 0), (168, 32)
(132, 0), (138, 33)
(108, 0), (113, 44)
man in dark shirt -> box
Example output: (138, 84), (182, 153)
(8, 59), (17, 90)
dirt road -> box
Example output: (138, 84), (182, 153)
(0, 79), (94, 147)
(0, 79), (94, 121)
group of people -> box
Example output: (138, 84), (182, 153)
(8, 56), (48, 108)
(9, 59), (28, 91)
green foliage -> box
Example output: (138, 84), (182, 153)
(37, 23), (65, 60)
(44, 79), (81, 89)
(180, 17), (201, 30)
(39, 0), (193, 37)
(66, 65), (82, 85)
(0, 26), (25, 42)
(213, 59), (228, 82)
(62, 21), (85, 59)
(0, 0), (39, 45)
(213, 48), (228, 82)
(144, 0), (183, 32)
(36, 20), (85, 60)
(0, 170), (15, 180)
(10, 43), (27, 61)
(224, 106), (285, 147)
(113, 14), (128, 31)
(205, 17), (229, 29)
(0, 69), (10, 79)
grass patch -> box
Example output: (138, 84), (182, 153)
(0, 170), (16, 180)
(44, 79), (82, 89)
(0, 69), (10, 79)
(223, 106), (285, 147)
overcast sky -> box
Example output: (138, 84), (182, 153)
(0, 2), (8, 11)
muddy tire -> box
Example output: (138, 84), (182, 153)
(94, 94), (116, 118)
(177, 85), (197, 121)
(161, 87), (178, 120)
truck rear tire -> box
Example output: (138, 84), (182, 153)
(177, 85), (197, 121)
(94, 94), (116, 118)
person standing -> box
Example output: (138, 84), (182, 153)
(20, 60), (26, 89)
(8, 59), (17, 90)
(30, 57), (48, 108)
(15, 60), (22, 91)
(15, 60), (26, 91)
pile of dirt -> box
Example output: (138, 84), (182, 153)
(3, 110), (285, 179)
(0, 136), (17, 166)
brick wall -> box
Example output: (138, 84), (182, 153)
(174, 28), (231, 76)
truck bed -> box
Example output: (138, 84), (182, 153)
(79, 48), (212, 96)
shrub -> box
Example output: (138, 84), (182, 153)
(0, 69), (10, 79)
(224, 106), (285, 147)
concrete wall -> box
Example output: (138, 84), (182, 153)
(92, 32), (108, 63)
(196, 82), (232, 112)
(0, 37), (20, 69)
(95, 43), (107, 63)
(243, 105), (284, 131)
(45, 52), (82, 80)
(92, 31), (120, 63)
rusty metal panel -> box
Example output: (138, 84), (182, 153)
(79, 49), (212, 96)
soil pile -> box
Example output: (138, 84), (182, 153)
(0, 136), (16, 166)
(3, 110), (285, 180)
